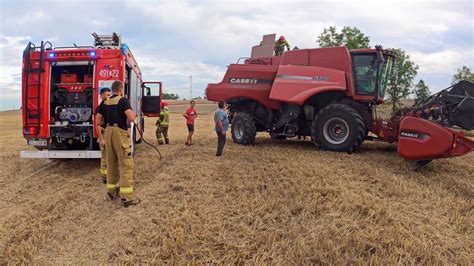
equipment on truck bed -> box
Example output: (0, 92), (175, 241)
(205, 34), (474, 164)
(21, 33), (164, 159)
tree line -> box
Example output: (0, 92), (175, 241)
(317, 26), (474, 112)
(162, 93), (180, 100)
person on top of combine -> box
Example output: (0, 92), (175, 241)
(97, 87), (111, 184)
(95, 80), (140, 207)
(156, 101), (170, 145)
(274, 35), (290, 56)
(183, 100), (198, 146)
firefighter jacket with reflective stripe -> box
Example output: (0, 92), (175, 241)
(159, 108), (170, 127)
(275, 40), (290, 51)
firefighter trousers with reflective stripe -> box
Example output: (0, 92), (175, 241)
(156, 126), (169, 144)
(99, 143), (107, 176)
(98, 127), (107, 177)
(105, 126), (135, 199)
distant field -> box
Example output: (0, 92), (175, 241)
(166, 100), (216, 114)
(0, 102), (473, 264)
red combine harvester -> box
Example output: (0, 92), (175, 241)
(21, 33), (163, 159)
(206, 34), (474, 165)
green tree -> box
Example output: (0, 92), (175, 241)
(452, 66), (474, 84)
(386, 49), (419, 112)
(317, 26), (419, 113)
(317, 26), (370, 50)
(413, 79), (430, 103)
(162, 93), (179, 100)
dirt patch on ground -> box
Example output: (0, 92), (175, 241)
(0, 106), (473, 264)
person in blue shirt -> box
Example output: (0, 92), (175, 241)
(214, 101), (229, 156)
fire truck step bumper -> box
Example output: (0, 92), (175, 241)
(20, 150), (101, 159)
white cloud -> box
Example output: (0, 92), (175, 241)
(134, 54), (226, 98)
(0, 35), (31, 109)
(0, 0), (473, 109)
(411, 49), (474, 74)
(127, 0), (473, 52)
(135, 56), (225, 82)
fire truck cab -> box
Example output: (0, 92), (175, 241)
(21, 33), (162, 159)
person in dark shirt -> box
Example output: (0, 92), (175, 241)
(96, 80), (139, 207)
(214, 101), (229, 156)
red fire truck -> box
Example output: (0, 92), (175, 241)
(21, 33), (162, 159)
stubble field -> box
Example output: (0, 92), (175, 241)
(0, 101), (473, 264)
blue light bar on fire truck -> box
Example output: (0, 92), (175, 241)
(121, 43), (129, 54)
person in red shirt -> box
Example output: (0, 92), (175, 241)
(183, 100), (198, 146)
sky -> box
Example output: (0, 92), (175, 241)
(0, 0), (473, 110)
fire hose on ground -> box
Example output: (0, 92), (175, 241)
(131, 122), (162, 161)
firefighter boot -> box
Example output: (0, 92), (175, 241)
(106, 186), (119, 201)
(121, 198), (141, 208)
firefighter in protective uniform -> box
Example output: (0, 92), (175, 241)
(97, 87), (111, 183)
(95, 80), (139, 207)
(156, 101), (170, 144)
(274, 35), (290, 56)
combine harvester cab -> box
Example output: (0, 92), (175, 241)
(21, 33), (163, 159)
(206, 34), (474, 164)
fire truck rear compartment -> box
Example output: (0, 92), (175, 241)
(50, 64), (95, 151)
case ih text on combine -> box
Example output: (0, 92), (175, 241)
(206, 34), (474, 166)
(21, 33), (163, 159)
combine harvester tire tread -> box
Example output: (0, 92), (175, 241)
(231, 112), (257, 145)
(312, 103), (365, 153)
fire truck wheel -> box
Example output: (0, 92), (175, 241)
(312, 103), (365, 153)
(231, 112), (256, 145)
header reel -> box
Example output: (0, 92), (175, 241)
(406, 80), (474, 130)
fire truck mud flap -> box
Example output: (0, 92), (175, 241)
(20, 150), (101, 159)
(397, 116), (474, 161)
